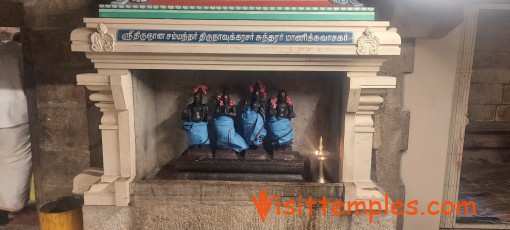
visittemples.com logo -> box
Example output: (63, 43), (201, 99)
(251, 190), (477, 223)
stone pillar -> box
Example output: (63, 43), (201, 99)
(0, 2), (23, 27)
(75, 70), (135, 206)
(21, 0), (96, 206)
(78, 74), (120, 181)
(342, 72), (396, 208)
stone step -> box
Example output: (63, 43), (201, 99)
(174, 172), (304, 182)
(131, 180), (344, 206)
(464, 133), (510, 148)
(174, 157), (305, 174)
(462, 148), (510, 163)
(465, 121), (510, 132)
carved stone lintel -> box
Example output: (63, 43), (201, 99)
(91, 23), (115, 52)
(356, 27), (380, 55)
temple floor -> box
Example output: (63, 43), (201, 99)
(457, 162), (510, 224)
(0, 203), (38, 229)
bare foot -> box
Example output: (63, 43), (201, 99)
(7, 206), (30, 220)
(7, 212), (18, 220)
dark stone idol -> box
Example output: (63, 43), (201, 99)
(241, 81), (269, 160)
(181, 84), (213, 160)
(213, 89), (248, 159)
(268, 90), (298, 160)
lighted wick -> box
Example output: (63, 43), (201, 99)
(315, 136), (329, 184)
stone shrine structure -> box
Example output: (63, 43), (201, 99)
(69, 0), (401, 228)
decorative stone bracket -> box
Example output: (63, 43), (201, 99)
(343, 73), (396, 207)
(76, 70), (135, 206)
(71, 18), (400, 208)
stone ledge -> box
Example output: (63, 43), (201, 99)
(83, 202), (398, 230)
(131, 180), (343, 206)
(131, 205), (397, 230)
(124, 180), (398, 229)
(466, 121), (510, 132)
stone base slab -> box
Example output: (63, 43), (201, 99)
(214, 149), (240, 160)
(82, 180), (396, 229)
(175, 172), (303, 182)
(175, 155), (305, 174)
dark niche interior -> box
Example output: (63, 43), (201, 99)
(131, 70), (346, 182)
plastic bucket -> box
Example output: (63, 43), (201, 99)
(39, 196), (84, 230)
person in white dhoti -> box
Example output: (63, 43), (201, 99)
(0, 33), (32, 218)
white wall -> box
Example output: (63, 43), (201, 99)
(402, 24), (463, 229)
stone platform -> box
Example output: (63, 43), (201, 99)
(175, 172), (304, 182)
(83, 180), (397, 230)
(172, 151), (307, 182)
(175, 151), (305, 173)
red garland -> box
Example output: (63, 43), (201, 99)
(286, 96), (293, 105)
(193, 84), (208, 94)
(249, 80), (267, 99)
(217, 94), (236, 107)
(270, 98), (277, 109)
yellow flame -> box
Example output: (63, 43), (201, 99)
(319, 136), (323, 152)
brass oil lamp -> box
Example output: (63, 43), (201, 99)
(314, 136), (329, 184)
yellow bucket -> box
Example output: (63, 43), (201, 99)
(39, 196), (83, 230)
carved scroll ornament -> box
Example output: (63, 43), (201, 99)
(91, 23), (115, 52)
(356, 27), (380, 55)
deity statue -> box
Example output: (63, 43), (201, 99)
(213, 89), (248, 159)
(268, 90), (297, 160)
(181, 84), (212, 159)
(241, 81), (269, 160)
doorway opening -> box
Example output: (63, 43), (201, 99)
(441, 5), (510, 229)
(456, 8), (510, 226)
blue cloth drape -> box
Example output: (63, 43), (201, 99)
(241, 108), (267, 146)
(214, 116), (248, 152)
(268, 116), (293, 146)
(182, 121), (210, 147)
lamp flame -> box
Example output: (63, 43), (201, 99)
(316, 136), (328, 184)
(318, 136), (323, 152)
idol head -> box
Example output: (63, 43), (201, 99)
(254, 82), (261, 94)
(254, 82), (261, 90)
(278, 90), (287, 102)
(193, 89), (203, 104)
(222, 89), (230, 101)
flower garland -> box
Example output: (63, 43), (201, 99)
(217, 94), (236, 107)
(193, 84), (208, 94)
(271, 95), (292, 109)
(248, 80), (267, 99)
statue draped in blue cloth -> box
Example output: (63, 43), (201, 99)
(182, 84), (212, 153)
(242, 81), (267, 147)
(241, 81), (269, 160)
(214, 89), (248, 153)
(268, 90), (296, 151)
